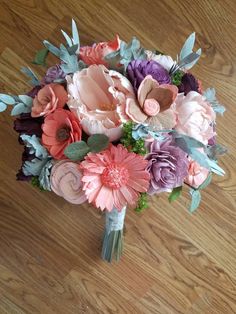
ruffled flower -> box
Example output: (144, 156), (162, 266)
(14, 113), (44, 142)
(79, 35), (120, 66)
(31, 83), (68, 117)
(178, 73), (201, 95)
(146, 136), (189, 194)
(41, 65), (66, 85)
(127, 59), (171, 93)
(126, 75), (178, 129)
(50, 160), (87, 204)
(42, 109), (82, 160)
(174, 91), (216, 144)
(67, 64), (134, 141)
(80, 144), (150, 211)
(185, 159), (209, 189)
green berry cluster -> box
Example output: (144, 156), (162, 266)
(135, 193), (148, 212)
(171, 70), (184, 86)
(31, 177), (45, 191)
(121, 122), (147, 155)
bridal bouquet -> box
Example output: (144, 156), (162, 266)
(0, 20), (226, 262)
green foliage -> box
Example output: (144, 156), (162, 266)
(32, 48), (49, 66)
(171, 70), (184, 86)
(64, 134), (110, 161)
(87, 134), (109, 153)
(64, 141), (90, 161)
(121, 122), (147, 155)
(135, 193), (148, 212)
(168, 186), (182, 202)
(189, 188), (201, 213)
(31, 176), (46, 191)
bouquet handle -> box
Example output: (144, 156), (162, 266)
(101, 206), (126, 262)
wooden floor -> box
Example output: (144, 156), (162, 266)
(0, 0), (236, 313)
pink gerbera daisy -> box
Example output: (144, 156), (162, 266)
(80, 144), (150, 211)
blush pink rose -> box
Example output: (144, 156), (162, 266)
(79, 35), (120, 66)
(31, 83), (68, 117)
(174, 91), (216, 144)
(50, 160), (87, 204)
(185, 159), (209, 189)
(66, 64), (134, 141)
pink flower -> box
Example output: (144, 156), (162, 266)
(42, 109), (82, 160)
(79, 35), (120, 66)
(80, 144), (150, 212)
(67, 65), (134, 141)
(145, 51), (175, 72)
(50, 160), (87, 204)
(185, 159), (209, 189)
(31, 84), (68, 117)
(174, 91), (216, 144)
(126, 75), (178, 130)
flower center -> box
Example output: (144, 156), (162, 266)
(56, 126), (71, 142)
(99, 103), (116, 111)
(101, 164), (129, 189)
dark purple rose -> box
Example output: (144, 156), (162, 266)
(16, 147), (35, 181)
(27, 85), (41, 98)
(178, 73), (200, 95)
(127, 60), (171, 93)
(14, 113), (44, 143)
(41, 64), (66, 85)
(146, 137), (189, 194)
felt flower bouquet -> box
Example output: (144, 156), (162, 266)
(0, 20), (226, 262)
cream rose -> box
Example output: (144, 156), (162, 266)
(50, 160), (87, 204)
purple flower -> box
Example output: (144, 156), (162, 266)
(41, 64), (66, 85)
(146, 137), (189, 194)
(127, 60), (171, 93)
(14, 113), (44, 142)
(178, 73), (200, 95)
(16, 147), (34, 181)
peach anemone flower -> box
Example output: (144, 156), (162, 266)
(80, 144), (150, 212)
(42, 109), (82, 160)
(126, 75), (178, 130)
(66, 65), (135, 142)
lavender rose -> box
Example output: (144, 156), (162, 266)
(146, 137), (189, 194)
(127, 60), (171, 93)
(41, 64), (66, 85)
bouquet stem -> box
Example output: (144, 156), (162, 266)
(101, 206), (126, 262)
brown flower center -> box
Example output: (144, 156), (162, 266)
(56, 126), (71, 142)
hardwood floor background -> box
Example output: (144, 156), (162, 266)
(0, 0), (236, 313)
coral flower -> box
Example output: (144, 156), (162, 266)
(80, 144), (150, 212)
(31, 83), (68, 117)
(42, 109), (82, 159)
(79, 35), (120, 66)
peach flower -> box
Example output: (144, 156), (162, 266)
(67, 64), (134, 141)
(174, 91), (216, 144)
(126, 75), (178, 130)
(50, 160), (87, 204)
(31, 83), (68, 117)
(42, 109), (82, 159)
(185, 159), (209, 189)
(79, 35), (120, 66)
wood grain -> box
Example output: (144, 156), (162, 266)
(0, 0), (236, 313)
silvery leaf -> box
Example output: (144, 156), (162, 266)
(61, 30), (73, 46)
(43, 40), (60, 57)
(21, 67), (40, 86)
(11, 103), (30, 116)
(0, 102), (7, 112)
(23, 158), (48, 176)
(20, 134), (48, 159)
(72, 19), (80, 46)
(189, 188), (201, 213)
(0, 94), (15, 104)
(18, 95), (33, 107)
(180, 32), (196, 60)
